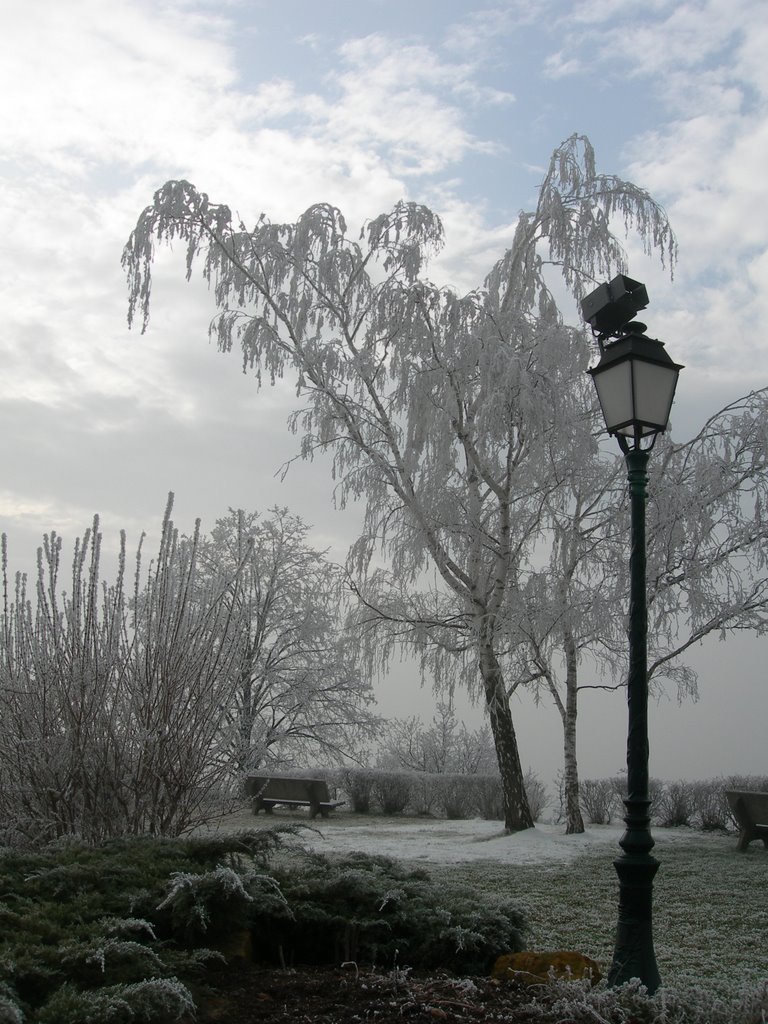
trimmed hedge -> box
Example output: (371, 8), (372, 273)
(324, 767), (548, 821)
(575, 774), (768, 830)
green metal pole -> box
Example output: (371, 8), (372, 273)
(608, 446), (661, 993)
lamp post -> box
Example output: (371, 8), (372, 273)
(581, 275), (683, 994)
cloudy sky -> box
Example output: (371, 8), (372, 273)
(1, 0), (766, 786)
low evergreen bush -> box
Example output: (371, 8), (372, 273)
(250, 849), (526, 972)
(34, 978), (195, 1024)
(156, 864), (289, 943)
(0, 982), (23, 1024)
(0, 830), (299, 1019)
(0, 825), (528, 1020)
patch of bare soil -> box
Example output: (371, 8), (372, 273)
(187, 962), (541, 1023)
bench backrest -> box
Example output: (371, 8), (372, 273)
(245, 776), (331, 803)
(725, 790), (768, 826)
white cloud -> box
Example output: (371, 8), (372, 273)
(543, 51), (582, 79)
(0, 1), (240, 174)
(320, 34), (500, 176)
(453, 80), (515, 106)
(539, 0), (768, 410)
(441, 2), (542, 57)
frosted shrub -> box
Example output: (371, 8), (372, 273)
(512, 977), (768, 1024)
(0, 497), (245, 841)
(471, 772), (545, 822)
(99, 917), (157, 941)
(337, 767), (376, 813)
(523, 771), (548, 821)
(660, 781), (697, 827)
(408, 773), (439, 816)
(472, 775), (504, 820)
(0, 984), (22, 1024)
(435, 774), (475, 820)
(371, 771), (412, 815)
(611, 775), (663, 814)
(579, 778), (618, 824)
(157, 865), (286, 942)
(329, 768), (543, 820)
(723, 773), (768, 793)
(578, 775), (768, 832)
(610, 775), (627, 803)
(252, 849), (527, 971)
(35, 978), (195, 1024)
(58, 937), (165, 988)
(690, 779), (730, 831)
(0, 830), (306, 1020)
(654, 780), (696, 827)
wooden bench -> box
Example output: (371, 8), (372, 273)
(245, 776), (344, 819)
(725, 790), (768, 851)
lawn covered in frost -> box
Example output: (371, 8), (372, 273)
(428, 829), (768, 995)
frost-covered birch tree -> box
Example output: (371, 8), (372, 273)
(511, 446), (624, 834)
(123, 135), (675, 832)
(198, 507), (378, 774)
(510, 388), (768, 834)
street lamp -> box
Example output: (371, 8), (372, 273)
(582, 274), (683, 994)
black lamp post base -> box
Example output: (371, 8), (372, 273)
(608, 851), (661, 993)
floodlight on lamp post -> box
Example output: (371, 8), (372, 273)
(582, 275), (683, 994)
